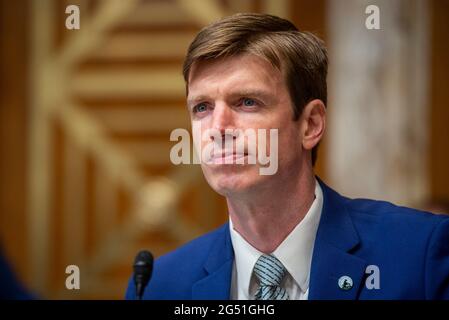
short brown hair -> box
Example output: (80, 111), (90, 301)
(183, 13), (328, 166)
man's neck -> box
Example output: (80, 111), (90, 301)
(227, 168), (316, 254)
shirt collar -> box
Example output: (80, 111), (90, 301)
(229, 217), (262, 298)
(229, 179), (323, 294)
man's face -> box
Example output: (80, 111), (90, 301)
(187, 53), (305, 196)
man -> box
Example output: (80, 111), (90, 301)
(126, 13), (449, 300)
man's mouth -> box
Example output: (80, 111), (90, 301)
(207, 150), (248, 165)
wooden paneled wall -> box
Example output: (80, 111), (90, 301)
(430, 0), (449, 202)
(0, 0), (29, 285)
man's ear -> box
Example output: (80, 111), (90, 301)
(301, 99), (326, 151)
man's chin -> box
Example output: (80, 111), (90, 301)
(213, 184), (250, 197)
(206, 172), (263, 197)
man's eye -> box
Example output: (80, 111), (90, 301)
(242, 98), (256, 107)
(194, 103), (208, 113)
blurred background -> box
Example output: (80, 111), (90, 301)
(0, 0), (448, 299)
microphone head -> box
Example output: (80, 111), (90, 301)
(133, 250), (153, 275)
(134, 250), (153, 266)
(133, 250), (154, 299)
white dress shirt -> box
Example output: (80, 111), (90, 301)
(229, 180), (323, 300)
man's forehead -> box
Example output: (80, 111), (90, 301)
(188, 54), (281, 82)
(187, 54), (284, 95)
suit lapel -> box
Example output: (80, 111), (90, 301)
(192, 224), (234, 299)
(309, 178), (368, 300)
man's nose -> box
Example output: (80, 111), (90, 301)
(209, 103), (236, 140)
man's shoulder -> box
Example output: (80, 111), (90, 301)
(342, 195), (449, 245)
(319, 178), (448, 229)
(345, 196), (447, 224)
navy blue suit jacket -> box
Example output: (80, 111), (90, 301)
(126, 179), (449, 300)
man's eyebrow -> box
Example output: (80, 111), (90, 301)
(187, 90), (273, 105)
(229, 90), (273, 100)
(187, 95), (209, 106)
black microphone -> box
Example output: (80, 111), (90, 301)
(133, 250), (153, 300)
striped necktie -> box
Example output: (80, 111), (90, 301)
(253, 254), (290, 300)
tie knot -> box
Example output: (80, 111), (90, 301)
(253, 254), (287, 286)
